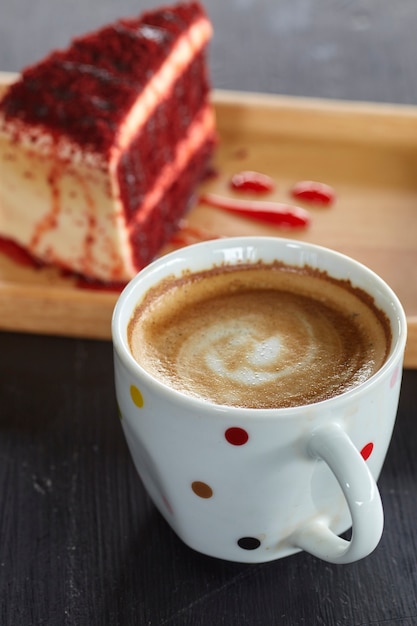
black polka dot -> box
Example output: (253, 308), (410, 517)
(237, 537), (261, 550)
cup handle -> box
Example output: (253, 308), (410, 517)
(290, 422), (384, 564)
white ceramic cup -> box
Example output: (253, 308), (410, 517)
(112, 237), (407, 564)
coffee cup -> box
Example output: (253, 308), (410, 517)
(112, 237), (407, 564)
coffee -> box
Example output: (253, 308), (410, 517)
(127, 261), (391, 409)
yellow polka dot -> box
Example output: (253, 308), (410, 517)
(130, 385), (144, 408)
(191, 481), (213, 499)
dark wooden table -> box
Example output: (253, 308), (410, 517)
(1, 1), (417, 624)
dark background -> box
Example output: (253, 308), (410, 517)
(1, 1), (417, 624)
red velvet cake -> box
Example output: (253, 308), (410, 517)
(0, 2), (216, 282)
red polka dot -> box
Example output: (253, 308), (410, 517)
(360, 442), (374, 461)
(225, 427), (249, 446)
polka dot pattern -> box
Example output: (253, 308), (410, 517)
(189, 425), (258, 552)
(126, 369), (383, 556)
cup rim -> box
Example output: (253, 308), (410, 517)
(112, 236), (407, 416)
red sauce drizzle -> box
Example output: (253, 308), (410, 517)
(74, 173), (101, 279)
(291, 180), (335, 206)
(0, 236), (44, 268)
(199, 193), (310, 228)
(230, 170), (274, 193)
(29, 166), (61, 250)
(0, 236), (125, 291)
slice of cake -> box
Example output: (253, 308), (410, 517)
(0, 1), (216, 282)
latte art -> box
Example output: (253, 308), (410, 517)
(176, 308), (319, 399)
(128, 263), (391, 408)
(178, 317), (287, 387)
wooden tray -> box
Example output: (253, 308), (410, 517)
(1, 72), (416, 367)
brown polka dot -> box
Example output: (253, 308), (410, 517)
(191, 481), (213, 499)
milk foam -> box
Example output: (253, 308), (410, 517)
(176, 313), (320, 391)
(179, 318), (284, 386)
(128, 263), (391, 408)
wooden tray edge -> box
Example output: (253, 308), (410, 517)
(212, 90), (417, 146)
(0, 280), (118, 339)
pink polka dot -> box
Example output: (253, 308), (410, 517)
(360, 442), (374, 461)
(225, 427), (249, 446)
(390, 367), (399, 389)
